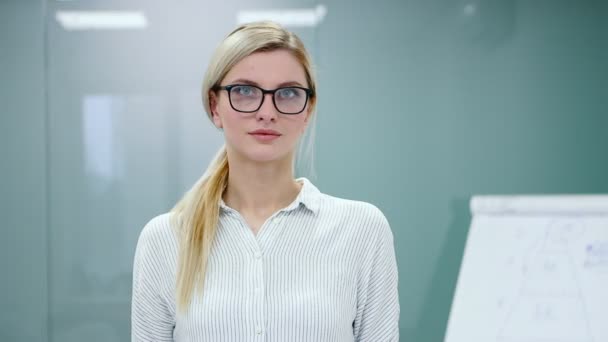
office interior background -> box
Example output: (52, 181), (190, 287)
(1, 0), (607, 341)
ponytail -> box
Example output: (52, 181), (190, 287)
(171, 145), (229, 312)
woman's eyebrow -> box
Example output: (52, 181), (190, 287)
(229, 78), (305, 88)
(230, 78), (259, 86)
(277, 81), (305, 87)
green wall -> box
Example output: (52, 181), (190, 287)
(314, 0), (608, 340)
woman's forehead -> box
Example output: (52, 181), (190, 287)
(223, 49), (308, 87)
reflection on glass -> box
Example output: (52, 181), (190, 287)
(83, 95), (125, 193)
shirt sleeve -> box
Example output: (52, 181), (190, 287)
(131, 220), (175, 342)
(353, 208), (400, 342)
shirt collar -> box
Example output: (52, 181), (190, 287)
(287, 177), (321, 215)
(219, 177), (321, 216)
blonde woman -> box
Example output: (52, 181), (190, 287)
(131, 21), (399, 341)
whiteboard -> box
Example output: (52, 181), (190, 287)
(445, 195), (608, 342)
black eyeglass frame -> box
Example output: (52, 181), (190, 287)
(213, 84), (314, 115)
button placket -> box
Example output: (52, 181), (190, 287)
(253, 247), (265, 339)
(229, 211), (267, 339)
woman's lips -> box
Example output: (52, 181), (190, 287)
(248, 129), (281, 142)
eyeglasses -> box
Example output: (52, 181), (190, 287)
(213, 84), (313, 115)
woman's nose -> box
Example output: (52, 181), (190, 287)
(255, 93), (278, 121)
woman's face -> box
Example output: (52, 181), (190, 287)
(210, 49), (312, 164)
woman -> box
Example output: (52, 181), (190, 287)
(131, 21), (399, 341)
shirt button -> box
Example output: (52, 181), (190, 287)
(256, 327), (263, 335)
(254, 252), (262, 259)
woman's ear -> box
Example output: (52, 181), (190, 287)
(301, 107), (313, 134)
(209, 91), (223, 129)
(303, 104), (314, 124)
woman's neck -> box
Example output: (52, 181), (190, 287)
(223, 151), (302, 216)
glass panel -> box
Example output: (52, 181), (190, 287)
(0, 1), (48, 341)
(45, 0), (319, 340)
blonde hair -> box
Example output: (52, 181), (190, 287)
(171, 21), (317, 312)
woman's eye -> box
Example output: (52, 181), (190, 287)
(234, 86), (255, 96)
(277, 88), (298, 99)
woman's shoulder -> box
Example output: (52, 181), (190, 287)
(133, 213), (179, 287)
(135, 212), (179, 253)
(321, 192), (387, 218)
(320, 193), (391, 234)
(317, 194), (395, 258)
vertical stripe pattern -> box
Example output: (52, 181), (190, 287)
(131, 178), (399, 341)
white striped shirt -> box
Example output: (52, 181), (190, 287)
(131, 178), (399, 341)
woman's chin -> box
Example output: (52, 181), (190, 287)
(243, 148), (290, 164)
(246, 153), (284, 163)
(228, 143), (292, 164)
